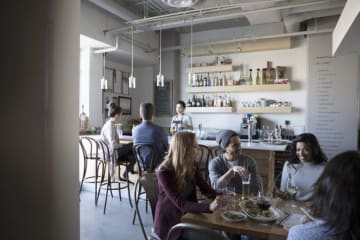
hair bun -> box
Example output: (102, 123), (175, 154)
(108, 102), (117, 110)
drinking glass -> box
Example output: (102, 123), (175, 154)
(241, 173), (251, 200)
(265, 125), (274, 143)
(256, 191), (272, 215)
(286, 175), (298, 200)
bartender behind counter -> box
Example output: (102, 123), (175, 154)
(170, 100), (193, 133)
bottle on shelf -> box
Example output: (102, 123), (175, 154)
(256, 68), (261, 85)
(200, 75), (204, 87)
(214, 73), (219, 86)
(191, 95), (196, 107)
(196, 97), (202, 107)
(202, 95), (206, 107)
(186, 98), (192, 107)
(222, 72), (226, 86)
(196, 75), (200, 87)
(248, 69), (253, 85)
(263, 61), (276, 84)
(79, 105), (89, 133)
(210, 73), (215, 86)
(207, 73), (211, 86)
(219, 72), (223, 86)
(203, 75), (208, 87)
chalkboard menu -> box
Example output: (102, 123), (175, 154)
(307, 34), (358, 159)
(154, 80), (173, 116)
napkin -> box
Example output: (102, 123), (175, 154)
(282, 214), (306, 231)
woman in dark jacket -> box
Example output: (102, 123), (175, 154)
(154, 131), (220, 240)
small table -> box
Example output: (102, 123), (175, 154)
(182, 198), (305, 240)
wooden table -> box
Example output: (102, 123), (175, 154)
(182, 198), (305, 240)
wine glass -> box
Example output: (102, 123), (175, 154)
(256, 191), (272, 215)
(265, 125), (274, 143)
(286, 175), (298, 200)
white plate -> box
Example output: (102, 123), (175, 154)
(221, 210), (247, 222)
(239, 201), (280, 222)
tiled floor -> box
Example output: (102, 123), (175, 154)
(80, 182), (153, 240)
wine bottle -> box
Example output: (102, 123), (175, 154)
(192, 95), (196, 107)
(256, 68), (261, 85)
(248, 69), (253, 85)
(202, 95), (206, 107)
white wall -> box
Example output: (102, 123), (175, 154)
(179, 29), (307, 132)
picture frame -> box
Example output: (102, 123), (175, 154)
(114, 70), (122, 93)
(119, 96), (131, 115)
(122, 72), (129, 95)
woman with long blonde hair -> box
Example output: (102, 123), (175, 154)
(154, 132), (219, 240)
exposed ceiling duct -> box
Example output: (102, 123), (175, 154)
(88, 0), (137, 21)
(283, 7), (343, 32)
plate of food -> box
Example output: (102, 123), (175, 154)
(239, 199), (280, 222)
(221, 210), (247, 222)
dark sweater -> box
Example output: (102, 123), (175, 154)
(154, 166), (217, 240)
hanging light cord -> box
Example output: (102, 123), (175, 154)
(190, 20), (193, 72)
(131, 28), (134, 76)
(159, 25), (162, 76)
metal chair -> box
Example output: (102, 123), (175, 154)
(166, 223), (229, 240)
(132, 144), (158, 237)
(97, 139), (133, 214)
(79, 136), (104, 206)
(134, 172), (159, 240)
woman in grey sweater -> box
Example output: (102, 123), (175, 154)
(208, 130), (259, 194)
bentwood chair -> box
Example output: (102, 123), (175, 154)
(97, 139), (133, 214)
(195, 144), (212, 183)
(167, 223), (229, 240)
(134, 172), (159, 240)
(132, 144), (157, 226)
(79, 136), (104, 206)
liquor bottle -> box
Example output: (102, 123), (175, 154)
(248, 69), (253, 85)
(186, 98), (192, 107)
(79, 105), (89, 133)
(256, 68), (261, 85)
(219, 72), (223, 86)
(199, 75), (204, 87)
(196, 75), (200, 87)
(263, 61), (276, 84)
(192, 95), (196, 107)
(203, 75), (208, 87)
(222, 72), (226, 86)
(202, 95), (206, 107)
(196, 97), (202, 107)
(207, 73), (211, 86)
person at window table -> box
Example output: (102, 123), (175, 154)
(208, 130), (259, 194)
(154, 132), (220, 240)
(277, 133), (327, 201)
(170, 100), (193, 133)
(100, 102), (135, 178)
(132, 102), (168, 170)
(288, 151), (360, 240)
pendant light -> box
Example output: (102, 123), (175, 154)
(188, 20), (196, 86)
(129, 27), (136, 88)
(101, 53), (108, 90)
(157, 24), (164, 87)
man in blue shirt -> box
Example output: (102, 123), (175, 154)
(132, 103), (168, 170)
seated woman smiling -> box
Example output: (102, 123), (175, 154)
(153, 131), (220, 240)
(278, 133), (327, 201)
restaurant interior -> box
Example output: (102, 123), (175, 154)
(2, 0), (360, 240)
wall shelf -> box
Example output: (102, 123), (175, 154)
(187, 64), (233, 73)
(187, 107), (233, 113)
(238, 106), (292, 114)
(186, 83), (291, 93)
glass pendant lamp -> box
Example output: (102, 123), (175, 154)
(129, 27), (136, 88)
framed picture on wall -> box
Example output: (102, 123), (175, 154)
(114, 70), (122, 93)
(119, 96), (131, 115)
(122, 72), (129, 95)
